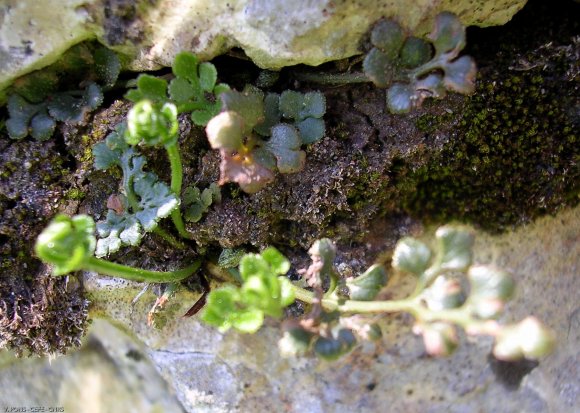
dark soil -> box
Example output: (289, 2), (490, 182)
(0, 0), (578, 356)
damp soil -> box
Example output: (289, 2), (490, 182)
(0, 0), (578, 355)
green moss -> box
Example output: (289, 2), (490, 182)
(415, 112), (454, 134)
(0, 161), (17, 179)
(346, 163), (390, 214)
(334, 122), (350, 140)
(402, 63), (579, 232)
(66, 188), (86, 200)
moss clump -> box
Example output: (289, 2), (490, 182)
(66, 188), (86, 200)
(402, 47), (579, 231)
(0, 137), (90, 356)
(415, 112), (454, 134)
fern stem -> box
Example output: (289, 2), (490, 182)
(153, 226), (187, 249)
(288, 283), (476, 326)
(84, 257), (201, 283)
(165, 143), (193, 240)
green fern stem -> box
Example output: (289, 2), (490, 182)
(289, 283), (473, 327)
(84, 256), (201, 283)
(153, 226), (187, 249)
(165, 142), (193, 240)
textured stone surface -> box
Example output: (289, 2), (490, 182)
(76, 205), (579, 412)
(0, 206), (577, 412)
(0, 0), (527, 94)
(0, 320), (185, 413)
(0, 0), (96, 92)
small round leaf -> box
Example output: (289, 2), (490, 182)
(400, 37), (432, 68)
(370, 19), (405, 58)
(205, 111), (244, 151)
(199, 62), (218, 92)
(392, 237), (431, 276)
(443, 56), (477, 94)
(363, 48), (396, 88)
(30, 112), (56, 141)
(429, 12), (466, 55)
(296, 117), (325, 144)
(387, 83), (414, 113)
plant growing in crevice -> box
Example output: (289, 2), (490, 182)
(182, 183), (221, 223)
(201, 247), (295, 333)
(92, 121), (182, 256)
(45, 52), (230, 278)
(202, 226), (555, 361)
(364, 12), (476, 113)
(6, 46), (120, 140)
(35, 214), (200, 283)
(205, 86), (326, 193)
(293, 12), (476, 114)
(124, 100), (192, 239)
(125, 51), (230, 125)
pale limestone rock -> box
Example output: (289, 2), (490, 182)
(76, 205), (580, 413)
(0, 320), (186, 413)
(0, 207), (578, 412)
(0, 0), (96, 92)
(0, 0), (527, 95)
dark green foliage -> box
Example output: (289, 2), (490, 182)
(278, 327), (314, 356)
(92, 124), (179, 257)
(125, 52), (230, 126)
(218, 248), (248, 269)
(400, 37), (432, 68)
(363, 12), (476, 113)
(6, 46), (119, 140)
(345, 264), (387, 301)
(391, 238), (432, 277)
(264, 124), (306, 173)
(7, 83), (103, 140)
(6, 95), (55, 141)
(206, 87), (326, 193)
(390, 226), (554, 358)
(422, 276), (465, 312)
(48, 83), (103, 122)
(94, 47), (122, 88)
(125, 75), (168, 104)
(260, 90), (327, 144)
(391, 227), (492, 320)
(313, 328), (357, 361)
(183, 183), (221, 222)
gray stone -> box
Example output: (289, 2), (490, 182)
(77, 205), (580, 412)
(0, 0), (527, 95)
(0, 206), (577, 411)
(0, 319), (185, 413)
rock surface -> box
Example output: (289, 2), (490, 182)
(0, 0), (527, 94)
(0, 320), (186, 413)
(19, 204), (571, 413)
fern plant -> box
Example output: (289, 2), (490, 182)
(6, 46), (120, 140)
(125, 52), (230, 126)
(202, 227), (555, 361)
(206, 86), (326, 193)
(293, 12), (476, 114)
